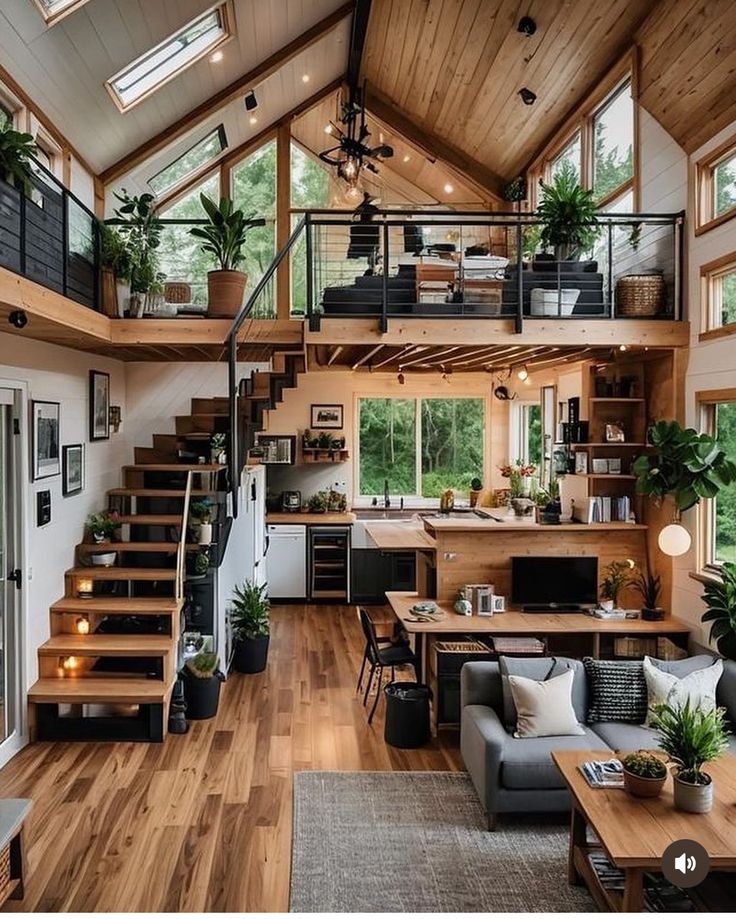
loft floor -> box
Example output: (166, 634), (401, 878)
(0, 604), (460, 912)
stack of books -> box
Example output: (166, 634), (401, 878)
(579, 758), (624, 788)
(492, 637), (546, 655)
(573, 495), (631, 524)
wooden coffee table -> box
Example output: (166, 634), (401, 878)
(553, 750), (736, 912)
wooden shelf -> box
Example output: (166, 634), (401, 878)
(302, 447), (349, 464)
(589, 397), (645, 403)
(574, 474), (637, 480)
(570, 442), (647, 448)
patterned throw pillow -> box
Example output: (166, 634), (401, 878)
(584, 658), (647, 724)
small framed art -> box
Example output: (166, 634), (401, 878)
(310, 404), (343, 430)
(62, 443), (84, 496)
(31, 400), (60, 480)
(89, 370), (110, 441)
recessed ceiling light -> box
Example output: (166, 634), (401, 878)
(619, 344), (628, 351)
(324, 124), (333, 134)
(302, 74), (310, 83)
(249, 115), (258, 125)
(443, 182), (454, 194)
(402, 154), (411, 163)
(210, 50), (224, 63)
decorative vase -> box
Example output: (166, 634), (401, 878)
(510, 497), (535, 517)
(599, 599), (615, 612)
(198, 523), (213, 546)
(641, 606), (665, 621)
(207, 269), (247, 318)
(232, 635), (270, 674)
(92, 533), (110, 545)
(673, 773), (714, 814)
(469, 490), (482, 508)
(454, 597), (473, 616)
(90, 551), (116, 567)
(623, 768), (666, 798)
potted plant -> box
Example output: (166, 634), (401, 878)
(187, 547), (210, 578)
(701, 561), (736, 660)
(629, 567), (664, 621)
(653, 701), (729, 814)
(114, 189), (163, 318)
(190, 499), (214, 545)
(210, 432), (227, 465)
(469, 477), (483, 507)
(599, 558), (635, 610)
(308, 491), (328, 513)
(318, 431), (333, 449)
(189, 194), (258, 318)
(539, 477), (563, 525)
(100, 224), (133, 318)
(230, 580), (270, 673)
(499, 461), (536, 516)
(87, 510), (119, 544)
(0, 123), (37, 196)
(181, 651), (224, 719)
(536, 162), (600, 268)
(621, 750), (667, 798)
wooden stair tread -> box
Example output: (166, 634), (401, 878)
(39, 634), (174, 655)
(123, 464), (224, 472)
(108, 488), (218, 497)
(66, 566), (177, 581)
(177, 433), (213, 441)
(116, 515), (183, 525)
(51, 597), (182, 614)
(77, 542), (195, 552)
(29, 678), (168, 704)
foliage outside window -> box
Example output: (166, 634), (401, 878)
(516, 403), (542, 467)
(0, 103), (12, 131)
(149, 126), (226, 196)
(702, 402), (736, 565)
(358, 397), (485, 498)
(290, 144), (330, 315)
(696, 139), (736, 231)
(714, 152), (736, 219)
(592, 80), (634, 201)
(702, 256), (736, 332)
(550, 132), (581, 182)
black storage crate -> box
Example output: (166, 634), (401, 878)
(434, 639), (494, 726)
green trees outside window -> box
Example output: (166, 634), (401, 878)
(715, 402), (736, 563)
(593, 81), (634, 201)
(290, 144), (331, 315)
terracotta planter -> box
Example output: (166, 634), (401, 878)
(207, 269), (247, 318)
(623, 768), (666, 798)
(674, 772), (714, 814)
(469, 490), (482, 508)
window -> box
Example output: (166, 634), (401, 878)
(550, 132), (581, 182)
(358, 397), (485, 498)
(32, 0), (92, 24)
(514, 402), (542, 467)
(106, 4), (231, 112)
(0, 102), (12, 131)
(593, 80), (634, 201)
(149, 126), (227, 196)
(697, 138), (736, 231)
(700, 397), (736, 567)
(714, 152), (736, 218)
(701, 254), (736, 335)
(290, 143), (331, 314)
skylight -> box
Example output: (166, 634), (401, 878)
(106, 3), (231, 112)
(149, 126), (227, 196)
(33, 0), (92, 25)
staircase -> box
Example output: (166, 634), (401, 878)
(27, 350), (305, 742)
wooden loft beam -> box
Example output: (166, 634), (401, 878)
(99, 2), (354, 185)
(347, 0), (372, 90)
(363, 83), (505, 203)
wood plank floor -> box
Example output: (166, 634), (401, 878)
(0, 605), (461, 912)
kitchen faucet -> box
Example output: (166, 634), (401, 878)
(384, 478), (390, 508)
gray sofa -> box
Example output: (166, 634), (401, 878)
(460, 654), (736, 829)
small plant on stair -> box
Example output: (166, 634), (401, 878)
(181, 651), (223, 720)
(190, 499), (214, 546)
(230, 580), (270, 674)
(87, 510), (120, 544)
(210, 432), (227, 465)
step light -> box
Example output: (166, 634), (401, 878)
(76, 616), (90, 635)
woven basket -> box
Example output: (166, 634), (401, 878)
(164, 282), (192, 304)
(0, 843), (11, 905)
(616, 273), (665, 317)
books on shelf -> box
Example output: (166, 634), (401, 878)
(579, 758), (624, 788)
(572, 495), (632, 524)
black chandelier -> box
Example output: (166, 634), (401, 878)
(319, 87), (394, 195)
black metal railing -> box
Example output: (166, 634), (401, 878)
(298, 208), (685, 332)
(0, 155), (99, 310)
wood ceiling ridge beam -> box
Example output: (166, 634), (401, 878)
(99, 2), (355, 185)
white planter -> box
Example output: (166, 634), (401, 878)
(116, 281), (130, 318)
(599, 599), (614, 611)
(198, 523), (213, 546)
(674, 773), (714, 814)
(530, 287), (581, 317)
(90, 551), (117, 567)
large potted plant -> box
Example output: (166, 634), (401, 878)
(621, 750), (667, 798)
(0, 123), (37, 196)
(536, 162), (600, 268)
(190, 194), (256, 318)
(701, 561), (736, 660)
(100, 224), (132, 318)
(653, 701), (729, 814)
(181, 651), (224, 719)
(230, 580), (270, 673)
(499, 461), (536, 516)
(114, 189), (163, 318)
(629, 567), (664, 621)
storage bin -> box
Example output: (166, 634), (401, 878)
(616, 273), (665, 316)
(530, 287), (581, 316)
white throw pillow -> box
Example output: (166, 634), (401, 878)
(507, 670), (585, 738)
(643, 656), (723, 726)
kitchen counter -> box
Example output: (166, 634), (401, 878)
(364, 520), (436, 551)
(266, 512), (356, 525)
(422, 517), (648, 533)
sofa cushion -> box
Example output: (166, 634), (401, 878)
(643, 656), (723, 725)
(649, 654), (716, 677)
(584, 658), (647, 723)
(500, 727), (610, 790)
(590, 721), (659, 752)
(508, 670), (585, 738)
(499, 656), (586, 726)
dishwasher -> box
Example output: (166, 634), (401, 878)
(309, 526), (351, 601)
(266, 524), (307, 599)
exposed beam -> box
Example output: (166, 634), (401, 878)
(363, 83), (504, 202)
(99, 2), (354, 185)
(351, 344), (384, 369)
(327, 345), (344, 366)
(370, 344), (420, 370)
(348, 0), (372, 90)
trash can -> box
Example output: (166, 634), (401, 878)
(384, 681), (432, 748)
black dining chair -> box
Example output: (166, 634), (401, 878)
(358, 608), (419, 724)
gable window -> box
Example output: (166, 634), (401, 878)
(698, 394), (736, 568)
(697, 138), (736, 233)
(106, 3), (231, 112)
(592, 79), (634, 202)
(290, 143), (331, 315)
(149, 126), (227, 196)
(358, 397), (485, 498)
(32, 0), (92, 25)
(701, 253), (736, 337)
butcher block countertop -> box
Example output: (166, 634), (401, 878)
(423, 517), (648, 533)
(364, 521), (436, 550)
(266, 512), (356, 525)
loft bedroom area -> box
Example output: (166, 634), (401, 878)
(0, 1), (736, 915)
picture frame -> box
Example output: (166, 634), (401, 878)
(608, 457), (622, 475)
(592, 458), (609, 475)
(31, 400), (60, 480)
(605, 421), (625, 443)
(62, 443), (84, 496)
(89, 370), (110, 441)
(310, 403), (343, 430)
(574, 451), (589, 475)
(492, 595), (506, 613)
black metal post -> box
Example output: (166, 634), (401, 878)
(305, 213), (318, 330)
(228, 332), (239, 518)
(607, 222), (613, 318)
(381, 222), (389, 334)
(61, 189), (69, 299)
(676, 210), (685, 321)
(515, 222), (523, 333)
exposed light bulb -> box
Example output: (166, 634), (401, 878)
(619, 344), (628, 352)
(344, 160), (357, 178)
(210, 50), (224, 63)
(443, 183), (454, 194)
(76, 617), (90, 635)
(517, 366), (529, 381)
(402, 154), (411, 163)
(324, 124), (333, 134)
(249, 115), (258, 125)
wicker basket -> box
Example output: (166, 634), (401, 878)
(0, 843), (11, 905)
(616, 273), (665, 317)
(164, 281), (192, 304)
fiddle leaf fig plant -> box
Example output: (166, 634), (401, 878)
(632, 420), (736, 511)
(701, 561), (736, 660)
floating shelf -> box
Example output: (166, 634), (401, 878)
(574, 474), (637, 480)
(302, 447), (350, 464)
(570, 442), (647, 448)
(589, 397), (645, 403)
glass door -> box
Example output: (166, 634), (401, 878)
(0, 388), (21, 756)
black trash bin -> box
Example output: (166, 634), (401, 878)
(384, 681), (432, 748)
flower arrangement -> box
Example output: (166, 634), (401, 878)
(499, 461), (536, 499)
(87, 510), (120, 543)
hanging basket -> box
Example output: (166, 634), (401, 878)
(616, 273), (665, 317)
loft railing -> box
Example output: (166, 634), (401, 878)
(0, 154), (99, 309)
(298, 208), (685, 333)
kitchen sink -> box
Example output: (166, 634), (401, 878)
(353, 509), (423, 520)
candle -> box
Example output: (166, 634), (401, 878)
(77, 577), (93, 598)
(62, 656), (79, 672)
(76, 617), (90, 635)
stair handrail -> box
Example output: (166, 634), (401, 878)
(226, 215), (306, 516)
(176, 471), (193, 601)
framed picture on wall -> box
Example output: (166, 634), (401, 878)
(89, 370), (110, 441)
(62, 444), (84, 496)
(311, 404), (343, 429)
(574, 451), (589, 475)
(31, 400), (60, 480)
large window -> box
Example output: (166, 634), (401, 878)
(149, 126), (227, 196)
(700, 398), (736, 566)
(701, 253), (736, 336)
(550, 132), (581, 182)
(106, 4), (231, 111)
(0, 102), (12, 131)
(290, 143), (331, 315)
(592, 81), (634, 201)
(514, 402), (542, 467)
(358, 397), (485, 498)
(697, 138), (736, 232)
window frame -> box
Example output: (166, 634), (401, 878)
(354, 394), (489, 501)
(695, 132), (736, 235)
(31, 0), (92, 26)
(511, 400), (542, 469)
(696, 388), (736, 573)
(105, 2), (233, 113)
(148, 124), (228, 197)
(699, 251), (736, 341)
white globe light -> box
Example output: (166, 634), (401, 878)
(658, 523), (691, 557)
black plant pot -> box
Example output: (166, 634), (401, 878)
(232, 636), (270, 674)
(641, 607), (666, 622)
(181, 672), (221, 719)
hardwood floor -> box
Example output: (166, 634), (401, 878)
(0, 605), (461, 912)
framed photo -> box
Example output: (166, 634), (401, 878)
(592, 458), (609, 475)
(31, 400), (60, 480)
(492, 595), (506, 613)
(608, 457), (622, 475)
(574, 451), (589, 475)
(89, 370), (110, 441)
(605, 421), (625, 443)
(62, 444), (84, 496)
(311, 403), (343, 430)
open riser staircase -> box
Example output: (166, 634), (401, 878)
(28, 350), (305, 742)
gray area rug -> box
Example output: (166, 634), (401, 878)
(290, 771), (594, 912)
